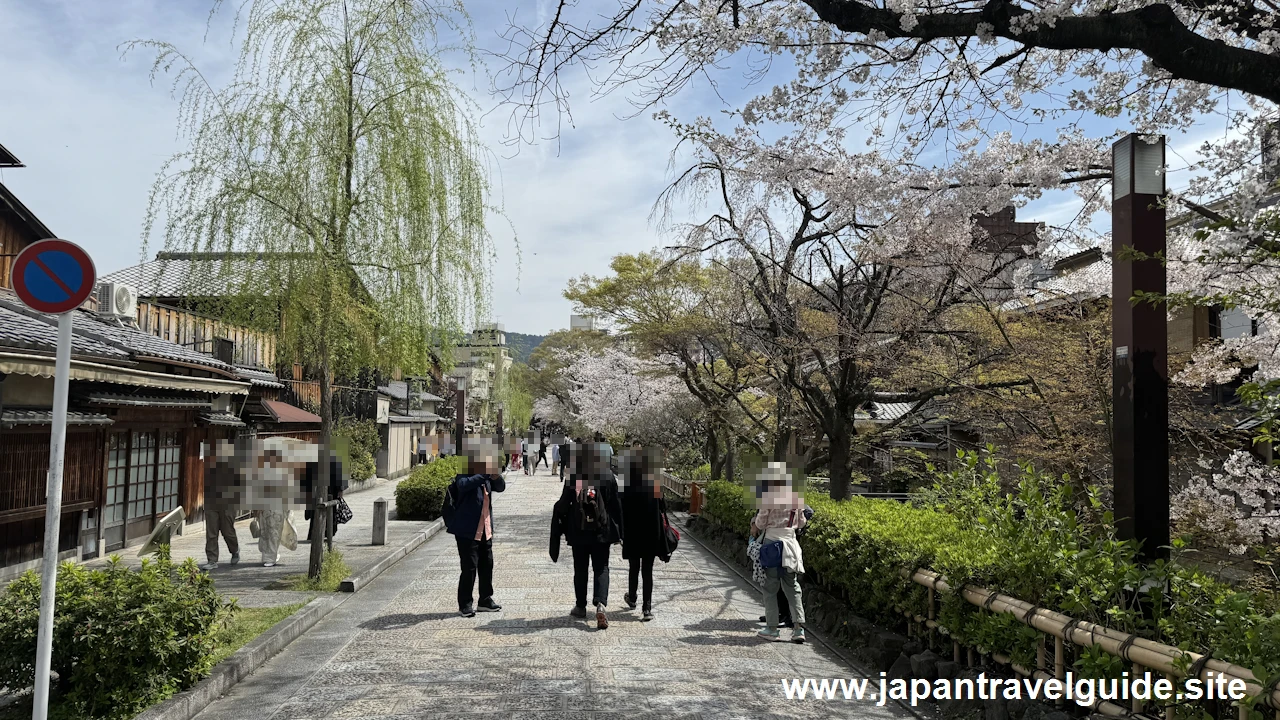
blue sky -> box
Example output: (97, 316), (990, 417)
(0, 1), (1243, 335)
(0, 0), (720, 336)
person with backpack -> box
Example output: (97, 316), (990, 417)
(443, 438), (507, 617)
(758, 503), (813, 630)
(620, 445), (671, 621)
(749, 463), (808, 643)
(550, 441), (623, 629)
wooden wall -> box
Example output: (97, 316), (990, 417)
(0, 429), (104, 521)
(137, 300), (277, 369)
(0, 207), (38, 290)
(0, 428), (103, 569)
(0, 515), (78, 572)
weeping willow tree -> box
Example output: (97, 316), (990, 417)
(126, 0), (496, 484)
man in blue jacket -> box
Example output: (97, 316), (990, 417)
(447, 438), (507, 617)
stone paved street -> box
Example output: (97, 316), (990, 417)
(192, 464), (909, 719)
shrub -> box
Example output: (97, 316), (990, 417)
(395, 455), (467, 519)
(335, 416), (379, 481)
(0, 551), (229, 720)
(700, 449), (1280, 682)
(702, 479), (756, 536)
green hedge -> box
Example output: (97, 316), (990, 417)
(699, 450), (1280, 683)
(0, 552), (229, 720)
(394, 456), (467, 519)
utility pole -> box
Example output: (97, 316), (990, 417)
(454, 375), (467, 453)
(1111, 133), (1170, 562)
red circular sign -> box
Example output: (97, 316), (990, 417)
(12, 239), (97, 314)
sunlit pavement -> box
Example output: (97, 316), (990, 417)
(192, 463), (905, 720)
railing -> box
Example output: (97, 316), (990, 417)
(901, 567), (1280, 716)
(660, 471), (691, 499)
(278, 380), (379, 420)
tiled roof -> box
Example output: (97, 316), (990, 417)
(233, 365), (284, 388)
(99, 254), (268, 299)
(378, 381), (441, 402)
(201, 412), (246, 427)
(72, 311), (235, 372)
(0, 288), (235, 373)
(85, 393), (212, 408)
(1000, 253), (1111, 313)
(855, 401), (923, 422)
(1, 409), (114, 428)
(0, 299), (130, 360)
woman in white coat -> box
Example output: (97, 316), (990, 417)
(749, 463), (808, 643)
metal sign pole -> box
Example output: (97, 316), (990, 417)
(32, 313), (73, 720)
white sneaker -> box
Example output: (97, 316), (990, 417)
(201, 562), (219, 570)
(263, 562), (275, 567)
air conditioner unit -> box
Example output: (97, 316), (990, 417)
(96, 282), (138, 318)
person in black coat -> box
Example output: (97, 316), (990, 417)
(619, 445), (667, 621)
(446, 440), (507, 617)
(302, 452), (347, 538)
(550, 442), (622, 629)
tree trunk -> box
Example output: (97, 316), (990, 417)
(309, 277), (334, 580)
(708, 424), (723, 481)
(828, 420), (853, 501)
(725, 435), (736, 484)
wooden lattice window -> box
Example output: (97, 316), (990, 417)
(155, 431), (181, 514)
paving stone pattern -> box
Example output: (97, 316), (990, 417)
(192, 465), (910, 719)
(87, 476), (431, 608)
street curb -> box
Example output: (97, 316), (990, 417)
(338, 518), (444, 593)
(133, 595), (338, 720)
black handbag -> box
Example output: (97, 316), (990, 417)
(661, 508), (680, 560)
(333, 498), (353, 525)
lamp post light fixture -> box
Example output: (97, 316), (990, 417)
(1111, 133), (1170, 562)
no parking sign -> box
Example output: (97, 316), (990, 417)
(12, 238), (96, 720)
(12, 239), (96, 314)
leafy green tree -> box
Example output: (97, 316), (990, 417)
(128, 0), (496, 490)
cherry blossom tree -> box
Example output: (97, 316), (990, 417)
(1173, 450), (1280, 554)
(532, 345), (693, 441)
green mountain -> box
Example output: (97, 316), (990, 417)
(505, 332), (546, 363)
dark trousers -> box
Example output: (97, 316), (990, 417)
(572, 543), (611, 608)
(537, 452), (548, 468)
(455, 536), (494, 609)
(627, 555), (655, 609)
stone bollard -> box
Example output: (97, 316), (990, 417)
(372, 498), (387, 546)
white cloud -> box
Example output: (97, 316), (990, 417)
(0, 0), (700, 337)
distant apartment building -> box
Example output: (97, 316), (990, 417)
(570, 314), (598, 332)
(450, 323), (513, 428)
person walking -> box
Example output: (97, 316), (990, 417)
(537, 439), (549, 470)
(559, 438), (574, 481)
(620, 446), (668, 621)
(750, 464), (808, 643)
(550, 442), (622, 629)
(418, 435), (429, 465)
(551, 441), (560, 476)
(303, 450), (348, 539)
(446, 439), (507, 617)
(202, 440), (241, 570)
